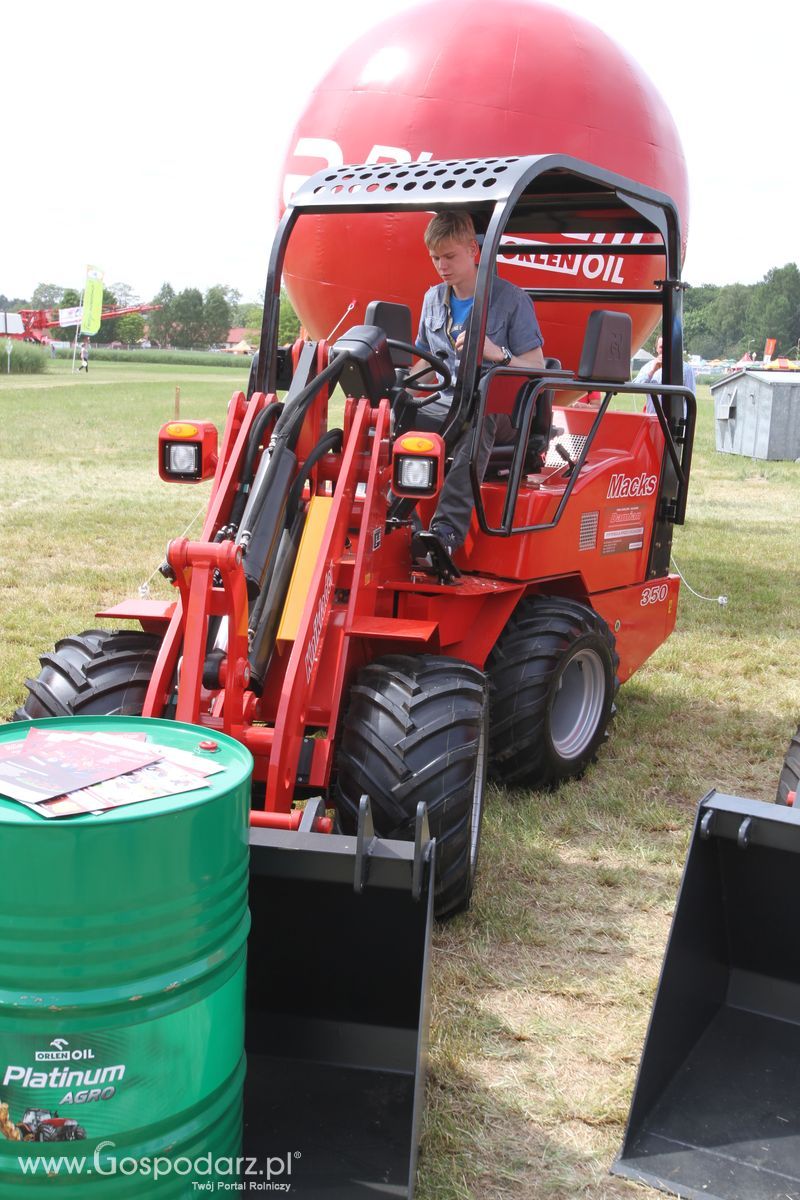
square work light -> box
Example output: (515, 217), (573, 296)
(391, 433), (445, 497)
(158, 421), (218, 482)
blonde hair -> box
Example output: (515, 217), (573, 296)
(424, 211), (477, 251)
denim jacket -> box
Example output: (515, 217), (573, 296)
(415, 274), (543, 396)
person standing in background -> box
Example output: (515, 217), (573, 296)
(634, 335), (695, 412)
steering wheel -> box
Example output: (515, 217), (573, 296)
(387, 339), (452, 404)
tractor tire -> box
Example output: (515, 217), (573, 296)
(39, 1126), (59, 1142)
(777, 725), (800, 805)
(487, 596), (618, 789)
(14, 630), (161, 721)
(334, 655), (488, 920)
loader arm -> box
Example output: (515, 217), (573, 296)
(262, 398), (392, 811)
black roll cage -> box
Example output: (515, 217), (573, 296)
(256, 153), (693, 578)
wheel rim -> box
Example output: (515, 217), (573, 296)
(469, 712), (488, 872)
(550, 648), (607, 760)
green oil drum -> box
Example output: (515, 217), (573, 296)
(0, 716), (252, 1197)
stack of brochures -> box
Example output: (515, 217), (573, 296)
(0, 728), (223, 818)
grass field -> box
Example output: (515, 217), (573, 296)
(1, 361), (799, 1197)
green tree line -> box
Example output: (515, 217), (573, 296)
(147, 284), (241, 348)
(5, 263), (797, 358)
(649, 263), (800, 360)
(147, 285), (301, 348)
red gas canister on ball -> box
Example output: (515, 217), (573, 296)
(279, 0), (688, 366)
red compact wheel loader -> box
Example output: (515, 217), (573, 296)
(16, 154), (695, 1197)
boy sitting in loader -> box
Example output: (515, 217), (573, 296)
(411, 211), (545, 563)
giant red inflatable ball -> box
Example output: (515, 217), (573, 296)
(279, 0), (688, 367)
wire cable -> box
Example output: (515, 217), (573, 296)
(671, 554), (728, 606)
(138, 503), (207, 598)
(325, 301), (356, 343)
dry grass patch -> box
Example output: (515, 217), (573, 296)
(1, 378), (798, 1197)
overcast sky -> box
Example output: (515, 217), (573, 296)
(3, 0), (797, 303)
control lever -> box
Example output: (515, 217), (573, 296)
(554, 443), (577, 476)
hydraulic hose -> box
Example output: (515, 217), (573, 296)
(238, 353), (347, 602)
(247, 428), (344, 691)
(286, 428), (343, 513)
(247, 516), (306, 692)
(228, 401), (284, 530)
(272, 356), (344, 451)
(238, 443), (297, 602)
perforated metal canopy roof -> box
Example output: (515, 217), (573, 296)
(288, 152), (678, 239)
(257, 152), (684, 396)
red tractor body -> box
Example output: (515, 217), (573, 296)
(91, 157), (693, 841)
(19, 1109), (86, 1142)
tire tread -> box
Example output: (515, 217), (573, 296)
(487, 596), (619, 788)
(14, 630), (161, 721)
(778, 727), (800, 805)
(334, 655), (487, 918)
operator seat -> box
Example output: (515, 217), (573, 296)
(485, 358), (561, 475)
(486, 310), (633, 475)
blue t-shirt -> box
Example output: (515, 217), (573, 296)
(448, 293), (474, 344)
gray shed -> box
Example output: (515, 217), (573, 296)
(711, 369), (800, 460)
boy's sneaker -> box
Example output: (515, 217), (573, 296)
(411, 521), (458, 557)
(429, 522), (459, 557)
(410, 522), (461, 579)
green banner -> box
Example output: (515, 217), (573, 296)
(81, 266), (104, 335)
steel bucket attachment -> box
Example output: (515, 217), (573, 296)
(244, 798), (434, 1199)
(613, 791), (800, 1200)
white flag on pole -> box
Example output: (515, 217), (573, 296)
(59, 306), (83, 328)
